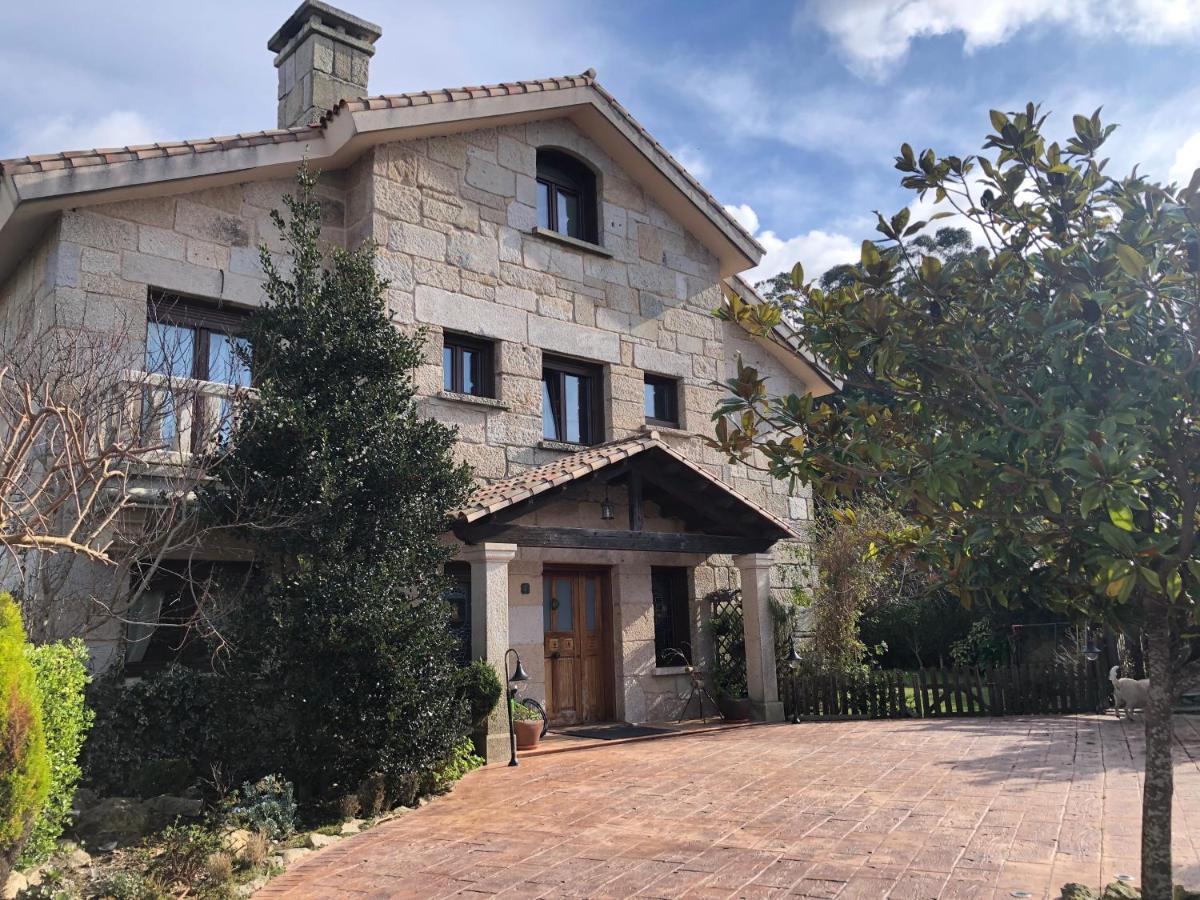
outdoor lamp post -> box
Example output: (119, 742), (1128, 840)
(1083, 630), (1101, 662)
(786, 642), (802, 723)
(504, 648), (530, 767)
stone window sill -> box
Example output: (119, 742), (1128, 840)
(537, 439), (592, 453)
(652, 665), (694, 677)
(643, 423), (690, 439)
(437, 390), (510, 411)
(529, 227), (613, 258)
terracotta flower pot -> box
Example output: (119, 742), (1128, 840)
(717, 696), (752, 723)
(514, 719), (541, 750)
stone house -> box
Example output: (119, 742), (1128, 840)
(0, 2), (835, 759)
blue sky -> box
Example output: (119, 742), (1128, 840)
(3, 1), (1199, 282)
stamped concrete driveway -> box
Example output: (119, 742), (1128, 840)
(258, 716), (1200, 899)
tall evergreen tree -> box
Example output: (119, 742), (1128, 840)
(212, 167), (473, 799)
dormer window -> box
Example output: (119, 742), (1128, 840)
(536, 149), (598, 244)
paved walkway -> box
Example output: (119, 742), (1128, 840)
(258, 715), (1200, 899)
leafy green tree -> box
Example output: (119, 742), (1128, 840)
(210, 167), (473, 800)
(715, 105), (1200, 899)
(798, 498), (910, 674)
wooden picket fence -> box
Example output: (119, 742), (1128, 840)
(786, 663), (1106, 719)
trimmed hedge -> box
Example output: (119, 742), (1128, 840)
(0, 593), (50, 880)
(81, 665), (220, 797)
(19, 638), (94, 866)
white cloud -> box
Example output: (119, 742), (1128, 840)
(671, 146), (712, 182)
(726, 202), (860, 283)
(755, 228), (861, 284)
(723, 203), (760, 235)
(1169, 131), (1200, 185)
(11, 110), (160, 155)
(806, 0), (1200, 79)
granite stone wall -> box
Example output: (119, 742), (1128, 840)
(0, 115), (813, 697)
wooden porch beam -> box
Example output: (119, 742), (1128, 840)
(628, 469), (644, 532)
(454, 523), (775, 555)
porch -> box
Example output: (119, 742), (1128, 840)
(449, 434), (798, 762)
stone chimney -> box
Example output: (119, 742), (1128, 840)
(269, 1), (382, 129)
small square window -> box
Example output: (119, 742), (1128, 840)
(443, 333), (494, 398)
(644, 374), (679, 427)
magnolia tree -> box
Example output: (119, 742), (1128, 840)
(715, 106), (1200, 899)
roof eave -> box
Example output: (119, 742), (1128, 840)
(0, 81), (762, 285)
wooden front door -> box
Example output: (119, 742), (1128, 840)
(543, 569), (612, 725)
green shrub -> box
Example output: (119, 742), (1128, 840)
(459, 659), (502, 728)
(20, 638), (94, 867)
(220, 775), (296, 841)
(431, 738), (484, 793)
(0, 593), (50, 880)
(89, 868), (166, 900)
(355, 773), (386, 819)
(81, 666), (219, 797)
(148, 823), (224, 889)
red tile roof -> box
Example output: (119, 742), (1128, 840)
(0, 128), (319, 176)
(0, 70), (758, 250)
(453, 432), (796, 538)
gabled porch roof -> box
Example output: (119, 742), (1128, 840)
(451, 432), (797, 555)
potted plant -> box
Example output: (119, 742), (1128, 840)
(706, 593), (753, 722)
(510, 699), (543, 750)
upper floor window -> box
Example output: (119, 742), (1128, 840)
(644, 374), (679, 428)
(536, 149), (599, 244)
(146, 294), (250, 387)
(542, 355), (602, 445)
(442, 332), (494, 398)
(144, 293), (250, 452)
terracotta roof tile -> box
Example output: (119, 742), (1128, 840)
(0, 125), (323, 176)
(452, 432), (795, 539)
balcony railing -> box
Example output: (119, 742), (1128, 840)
(131, 370), (251, 461)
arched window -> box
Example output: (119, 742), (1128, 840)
(536, 149), (598, 244)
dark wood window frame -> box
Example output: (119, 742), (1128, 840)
(542, 355), (604, 446)
(146, 292), (250, 384)
(536, 149), (599, 244)
(442, 332), (495, 398)
(644, 373), (680, 428)
(444, 562), (472, 665)
(651, 567), (692, 666)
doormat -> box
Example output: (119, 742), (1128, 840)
(558, 724), (675, 741)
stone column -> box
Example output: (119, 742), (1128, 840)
(734, 553), (784, 722)
(460, 542), (518, 762)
